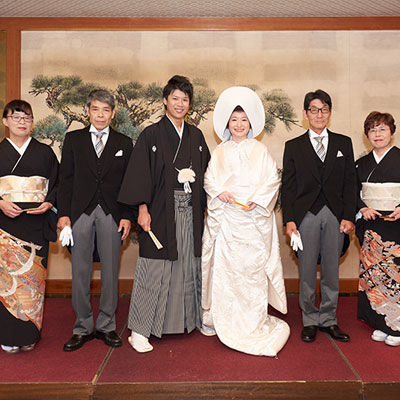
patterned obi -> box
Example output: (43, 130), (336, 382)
(361, 182), (400, 211)
(0, 175), (48, 203)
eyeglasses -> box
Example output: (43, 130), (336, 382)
(369, 126), (389, 134)
(6, 115), (33, 123)
(307, 107), (330, 115)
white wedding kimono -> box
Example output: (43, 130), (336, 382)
(202, 138), (290, 356)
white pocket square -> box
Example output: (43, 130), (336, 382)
(115, 150), (123, 157)
(337, 150), (343, 157)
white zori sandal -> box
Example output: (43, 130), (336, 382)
(385, 335), (400, 347)
(371, 330), (388, 342)
(128, 332), (153, 353)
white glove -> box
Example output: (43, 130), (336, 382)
(59, 226), (74, 247)
(290, 232), (303, 252)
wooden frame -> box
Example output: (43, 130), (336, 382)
(1, 16), (400, 294)
(1, 16), (400, 103)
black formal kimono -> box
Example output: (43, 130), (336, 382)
(356, 146), (400, 336)
(0, 138), (59, 347)
(118, 116), (210, 338)
(118, 116), (210, 260)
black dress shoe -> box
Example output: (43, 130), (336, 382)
(301, 325), (318, 342)
(319, 325), (350, 342)
(63, 333), (95, 352)
(95, 330), (122, 347)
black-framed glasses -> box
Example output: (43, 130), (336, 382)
(6, 115), (33, 123)
(307, 107), (330, 115)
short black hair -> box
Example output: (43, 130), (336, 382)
(303, 89), (332, 111)
(3, 99), (33, 119)
(86, 89), (115, 110)
(162, 75), (193, 105)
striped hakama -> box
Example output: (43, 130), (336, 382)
(128, 191), (202, 338)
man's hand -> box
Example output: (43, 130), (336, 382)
(57, 216), (71, 230)
(340, 219), (354, 234)
(27, 202), (53, 215)
(285, 221), (298, 239)
(360, 207), (381, 221)
(118, 219), (131, 240)
(0, 199), (22, 218)
(138, 204), (151, 232)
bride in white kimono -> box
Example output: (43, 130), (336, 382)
(201, 86), (290, 357)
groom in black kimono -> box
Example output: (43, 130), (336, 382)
(118, 75), (210, 353)
(58, 89), (133, 351)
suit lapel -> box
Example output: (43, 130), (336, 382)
(300, 132), (321, 182)
(100, 128), (118, 177)
(323, 130), (339, 181)
(83, 127), (99, 176)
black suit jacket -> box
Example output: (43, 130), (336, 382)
(58, 126), (133, 226)
(281, 130), (357, 227)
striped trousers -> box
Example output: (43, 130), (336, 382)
(128, 191), (202, 338)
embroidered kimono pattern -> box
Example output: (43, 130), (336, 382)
(0, 229), (46, 329)
(356, 147), (400, 336)
(202, 139), (290, 356)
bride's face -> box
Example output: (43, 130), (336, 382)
(228, 110), (250, 143)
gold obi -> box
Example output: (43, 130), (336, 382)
(361, 182), (400, 211)
(0, 175), (48, 203)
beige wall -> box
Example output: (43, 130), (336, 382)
(21, 30), (400, 281)
(0, 31), (6, 139)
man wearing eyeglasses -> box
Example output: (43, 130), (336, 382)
(281, 89), (357, 343)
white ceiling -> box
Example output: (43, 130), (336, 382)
(1, 0), (400, 18)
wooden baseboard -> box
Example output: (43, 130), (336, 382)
(45, 279), (133, 295)
(45, 278), (358, 295)
(284, 278), (358, 294)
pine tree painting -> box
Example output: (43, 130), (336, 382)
(29, 74), (298, 152)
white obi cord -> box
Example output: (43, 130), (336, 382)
(0, 175), (49, 202)
(361, 182), (400, 211)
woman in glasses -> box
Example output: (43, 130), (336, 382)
(356, 111), (400, 347)
(0, 100), (59, 354)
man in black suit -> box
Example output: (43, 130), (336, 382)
(281, 89), (357, 343)
(58, 89), (133, 351)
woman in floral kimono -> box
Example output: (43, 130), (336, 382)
(356, 111), (400, 347)
(201, 87), (290, 357)
(0, 100), (58, 353)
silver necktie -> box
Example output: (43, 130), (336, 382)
(315, 136), (326, 162)
(95, 132), (105, 157)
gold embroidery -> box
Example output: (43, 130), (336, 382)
(0, 228), (46, 330)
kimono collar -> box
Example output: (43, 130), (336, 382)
(166, 113), (184, 138)
(373, 146), (393, 164)
(7, 137), (32, 156)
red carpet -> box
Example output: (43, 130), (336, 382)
(100, 297), (356, 383)
(0, 296), (398, 385)
(0, 297), (129, 383)
(334, 296), (400, 383)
